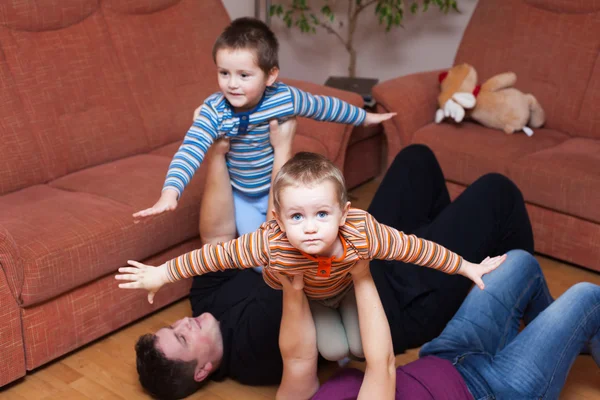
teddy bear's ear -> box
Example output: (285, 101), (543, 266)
(438, 71), (448, 83)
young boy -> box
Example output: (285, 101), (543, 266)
(117, 152), (506, 361)
(132, 17), (395, 245)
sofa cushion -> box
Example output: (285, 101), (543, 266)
(0, 8), (150, 181)
(103, 0), (228, 149)
(507, 138), (600, 224)
(412, 122), (569, 185)
(0, 155), (205, 307)
(454, 0), (600, 140)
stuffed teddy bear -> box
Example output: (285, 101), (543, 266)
(435, 63), (545, 136)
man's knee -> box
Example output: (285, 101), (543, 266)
(392, 144), (436, 167)
(473, 173), (524, 201)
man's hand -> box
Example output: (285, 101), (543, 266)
(193, 104), (202, 121)
(457, 254), (507, 290)
(269, 118), (297, 152)
(363, 112), (396, 127)
(115, 260), (170, 304)
(350, 259), (371, 278)
(132, 189), (179, 222)
(274, 271), (305, 291)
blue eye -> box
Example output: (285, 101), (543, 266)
(291, 214), (302, 221)
(317, 211), (328, 218)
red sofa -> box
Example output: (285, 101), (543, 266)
(0, 0), (365, 386)
(373, 0), (600, 273)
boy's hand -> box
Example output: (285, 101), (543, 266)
(269, 118), (297, 152)
(274, 271), (305, 291)
(115, 260), (169, 304)
(132, 189), (179, 222)
(363, 112), (396, 127)
(457, 254), (507, 290)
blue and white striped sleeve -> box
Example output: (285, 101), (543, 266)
(288, 85), (366, 125)
(162, 103), (220, 198)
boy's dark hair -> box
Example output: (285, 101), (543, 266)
(212, 17), (279, 74)
(135, 333), (207, 400)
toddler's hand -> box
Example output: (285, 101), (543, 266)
(132, 189), (179, 222)
(457, 254), (507, 290)
(115, 260), (169, 304)
(363, 112), (396, 126)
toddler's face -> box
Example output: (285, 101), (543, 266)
(215, 48), (277, 112)
(274, 181), (349, 257)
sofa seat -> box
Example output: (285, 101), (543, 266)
(0, 154), (205, 307)
(412, 122), (569, 185)
(507, 138), (600, 224)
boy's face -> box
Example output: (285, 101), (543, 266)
(215, 48), (278, 113)
(274, 181), (350, 257)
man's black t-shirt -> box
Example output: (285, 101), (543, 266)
(189, 269), (283, 385)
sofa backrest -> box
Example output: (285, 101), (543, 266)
(0, 0), (228, 196)
(454, 0), (600, 139)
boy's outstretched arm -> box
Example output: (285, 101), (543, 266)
(275, 272), (320, 400)
(351, 260), (396, 400)
(133, 103), (221, 221)
(288, 85), (395, 127)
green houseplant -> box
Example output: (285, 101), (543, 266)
(270, 0), (459, 77)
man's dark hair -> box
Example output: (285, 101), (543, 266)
(212, 17), (279, 74)
(135, 333), (207, 399)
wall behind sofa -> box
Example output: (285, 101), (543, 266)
(221, 0), (478, 85)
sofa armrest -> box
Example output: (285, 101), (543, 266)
(372, 69), (445, 166)
(0, 223), (26, 386)
(0, 224), (23, 304)
(280, 78), (364, 170)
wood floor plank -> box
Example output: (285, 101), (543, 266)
(69, 377), (123, 400)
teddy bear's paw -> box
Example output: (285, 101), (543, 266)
(452, 92), (476, 109)
(523, 126), (534, 137)
(444, 99), (466, 123)
(435, 109), (445, 123)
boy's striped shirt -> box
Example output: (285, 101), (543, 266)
(166, 208), (463, 301)
(163, 82), (366, 198)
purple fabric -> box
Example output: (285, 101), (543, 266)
(312, 356), (472, 400)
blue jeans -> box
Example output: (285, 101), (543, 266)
(232, 188), (269, 273)
(420, 249), (600, 400)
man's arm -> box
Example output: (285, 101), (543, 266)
(275, 272), (320, 400)
(267, 118), (296, 216)
(288, 85), (367, 125)
(351, 260), (396, 400)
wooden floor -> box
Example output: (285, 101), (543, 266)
(1, 179), (599, 400)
